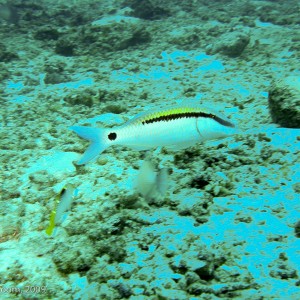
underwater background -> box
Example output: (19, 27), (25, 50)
(1, 0), (300, 299)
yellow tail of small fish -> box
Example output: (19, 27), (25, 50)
(45, 211), (56, 236)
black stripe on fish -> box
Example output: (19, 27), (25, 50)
(141, 112), (235, 128)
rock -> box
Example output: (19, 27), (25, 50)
(0, 43), (18, 62)
(64, 89), (95, 107)
(0, 215), (22, 242)
(268, 76), (300, 128)
(55, 37), (76, 56)
(168, 25), (201, 50)
(52, 236), (97, 273)
(269, 253), (298, 280)
(0, 3), (19, 25)
(125, 0), (170, 20)
(258, 2), (300, 25)
(206, 30), (250, 57)
(294, 220), (300, 238)
(34, 26), (60, 40)
(108, 280), (133, 298)
(44, 59), (71, 84)
(0, 62), (10, 81)
(74, 19), (151, 55)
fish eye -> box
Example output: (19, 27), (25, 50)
(108, 132), (117, 140)
(60, 188), (67, 196)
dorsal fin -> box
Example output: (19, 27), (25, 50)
(125, 104), (235, 128)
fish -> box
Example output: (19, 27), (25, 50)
(45, 184), (76, 236)
(136, 159), (169, 201)
(70, 104), (237, 165)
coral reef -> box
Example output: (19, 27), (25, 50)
(268, 76), (300, 128)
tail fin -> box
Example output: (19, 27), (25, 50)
(156, 168), (168, 197)
(70, 126), (108, 165)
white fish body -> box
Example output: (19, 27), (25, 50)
(55, 185), (76, 224)
(45, 184), (76, 236)
(70, 104), (237, 165)
(136, 160), (169, 201)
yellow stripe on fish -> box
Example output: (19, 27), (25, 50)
(135, 106), (234, 128)
(70, 103), (237, 165)
(45, 196), (60, 236)
(139, 106), (206, 124)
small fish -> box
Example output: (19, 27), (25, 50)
(45, 184), (76, 236)
(136, 159), (169, 201)
(70, 104), (237, 165)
